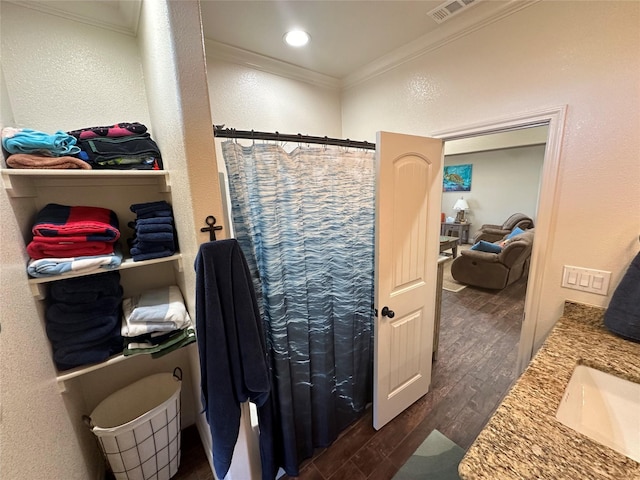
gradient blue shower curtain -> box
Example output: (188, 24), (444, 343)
(222, 141), (375, 475)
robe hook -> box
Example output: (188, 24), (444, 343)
(201, 215), (223, 241)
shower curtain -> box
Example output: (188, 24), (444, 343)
(221, 141), (375, 475)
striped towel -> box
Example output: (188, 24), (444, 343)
(31, 203), (120, 241)
(27, 249), (122, 278)
(121, 285), (191, 337)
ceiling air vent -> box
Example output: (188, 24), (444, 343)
(428, 0), (480, 24)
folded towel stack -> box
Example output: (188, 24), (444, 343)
(121, 285), (194, 358)
(45, 271), (124, 371)
(1, 122), (161, 170)
(2, 127), (88, 170)
(128, 201), (177, 262)
(69, 122), (163, 170)
(2, 127), (81, 156)
(67, 122), (148, 140)
(26, 204), (121, 260)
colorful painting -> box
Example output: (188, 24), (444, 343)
(443, 164), (472, 192)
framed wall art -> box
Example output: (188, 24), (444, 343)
(443, 164), (472, 192)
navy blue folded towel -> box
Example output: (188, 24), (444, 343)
(131, 249), (175, 262)
(128, 201), (178, 260)
(54, 328), (123, 371)
(46, 313), (120, 346)
(130, 200), (170, 212)
(46, 294), (121, 325)
(604, 251), (640, 342)
(130, 201), (173, 218)
(136, 210), (172, 219)
(128, 217), (174, 228)
(135, 223), (174, 234)
(49, 271), (121, 303)
(136, 231), (175, 243)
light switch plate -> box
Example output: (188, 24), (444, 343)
(562, 265), (611, 295)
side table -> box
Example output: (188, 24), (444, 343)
(440, 222), (472, 244)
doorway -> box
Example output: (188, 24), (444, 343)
(433, 105), (567, 375)
(438, 125), (548, 382)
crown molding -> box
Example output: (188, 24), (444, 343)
(342, 0), (539, 90)
(4, 0), (141, 37)
(203, 1), (538, 92)
(204, 39), (341, 91)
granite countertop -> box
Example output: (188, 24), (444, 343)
(459, 301), (640, 480)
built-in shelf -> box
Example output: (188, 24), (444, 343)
(56, 353), (130, 391)
(55, 339), (196, 392)
(1, 169), (171, 197)
(29, 253), (183, 299)
(6, 168), (186, 391)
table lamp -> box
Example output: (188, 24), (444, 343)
(453, 197), (469, 223)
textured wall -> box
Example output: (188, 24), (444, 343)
(206, 58), (343, 139)
(1, 186), (94, 480)
(341, 1), (640, 348)
(1, 1), (216, 477)
(0, 3), (152, 478)
(443, 145), (545, 238)
(0, 3), (150, 133)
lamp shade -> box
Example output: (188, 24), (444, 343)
(453, 198), (469, 211)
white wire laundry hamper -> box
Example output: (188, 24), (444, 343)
(84, 368), (182, 480)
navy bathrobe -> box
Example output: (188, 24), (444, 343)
(195, 239), (280, 479)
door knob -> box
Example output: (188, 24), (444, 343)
(381, 306), (395, 318)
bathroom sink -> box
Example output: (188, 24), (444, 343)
(555, 365), (640, 462)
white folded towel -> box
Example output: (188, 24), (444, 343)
(122, 285), (191, 337)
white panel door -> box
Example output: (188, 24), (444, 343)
(373, 131), (444, 430)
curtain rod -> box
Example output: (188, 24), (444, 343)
(213, 125), (376, 150)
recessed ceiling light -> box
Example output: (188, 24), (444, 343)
(284, 30), (310, 47)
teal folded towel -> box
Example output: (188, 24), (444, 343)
(2, 127), (80, 156)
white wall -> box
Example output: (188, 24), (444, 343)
(1, 63), (93, 479)
(341, 1), (640, 348)
(442, 145), (545, 239)
(1, 2), (220, 478)
(0, 3), (150, 133)
(0, 3), (145, 477)
(205, 55), (343, 140)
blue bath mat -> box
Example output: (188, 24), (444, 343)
(392, 429), (465, 479)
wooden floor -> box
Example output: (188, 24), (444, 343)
(172, 276), (527, 480)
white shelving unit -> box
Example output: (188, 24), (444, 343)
(1, 168), (171, 197)
(27, 253), (184, 299)
(2, 167), (186, 391)
(1, 3), (222, 478)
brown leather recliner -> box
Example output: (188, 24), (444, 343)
(451, 230), (534, 290)
(472, 213), (535, 244)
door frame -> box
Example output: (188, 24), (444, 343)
(432, 105), (567, 375)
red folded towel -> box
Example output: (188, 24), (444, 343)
(27, 238), (115, 260)
(31, 204), (120, 241)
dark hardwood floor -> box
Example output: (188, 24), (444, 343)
(171, 275), (527, 480)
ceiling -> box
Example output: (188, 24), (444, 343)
(199, 0), (520, 82)
(9, 0), (530, 84)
